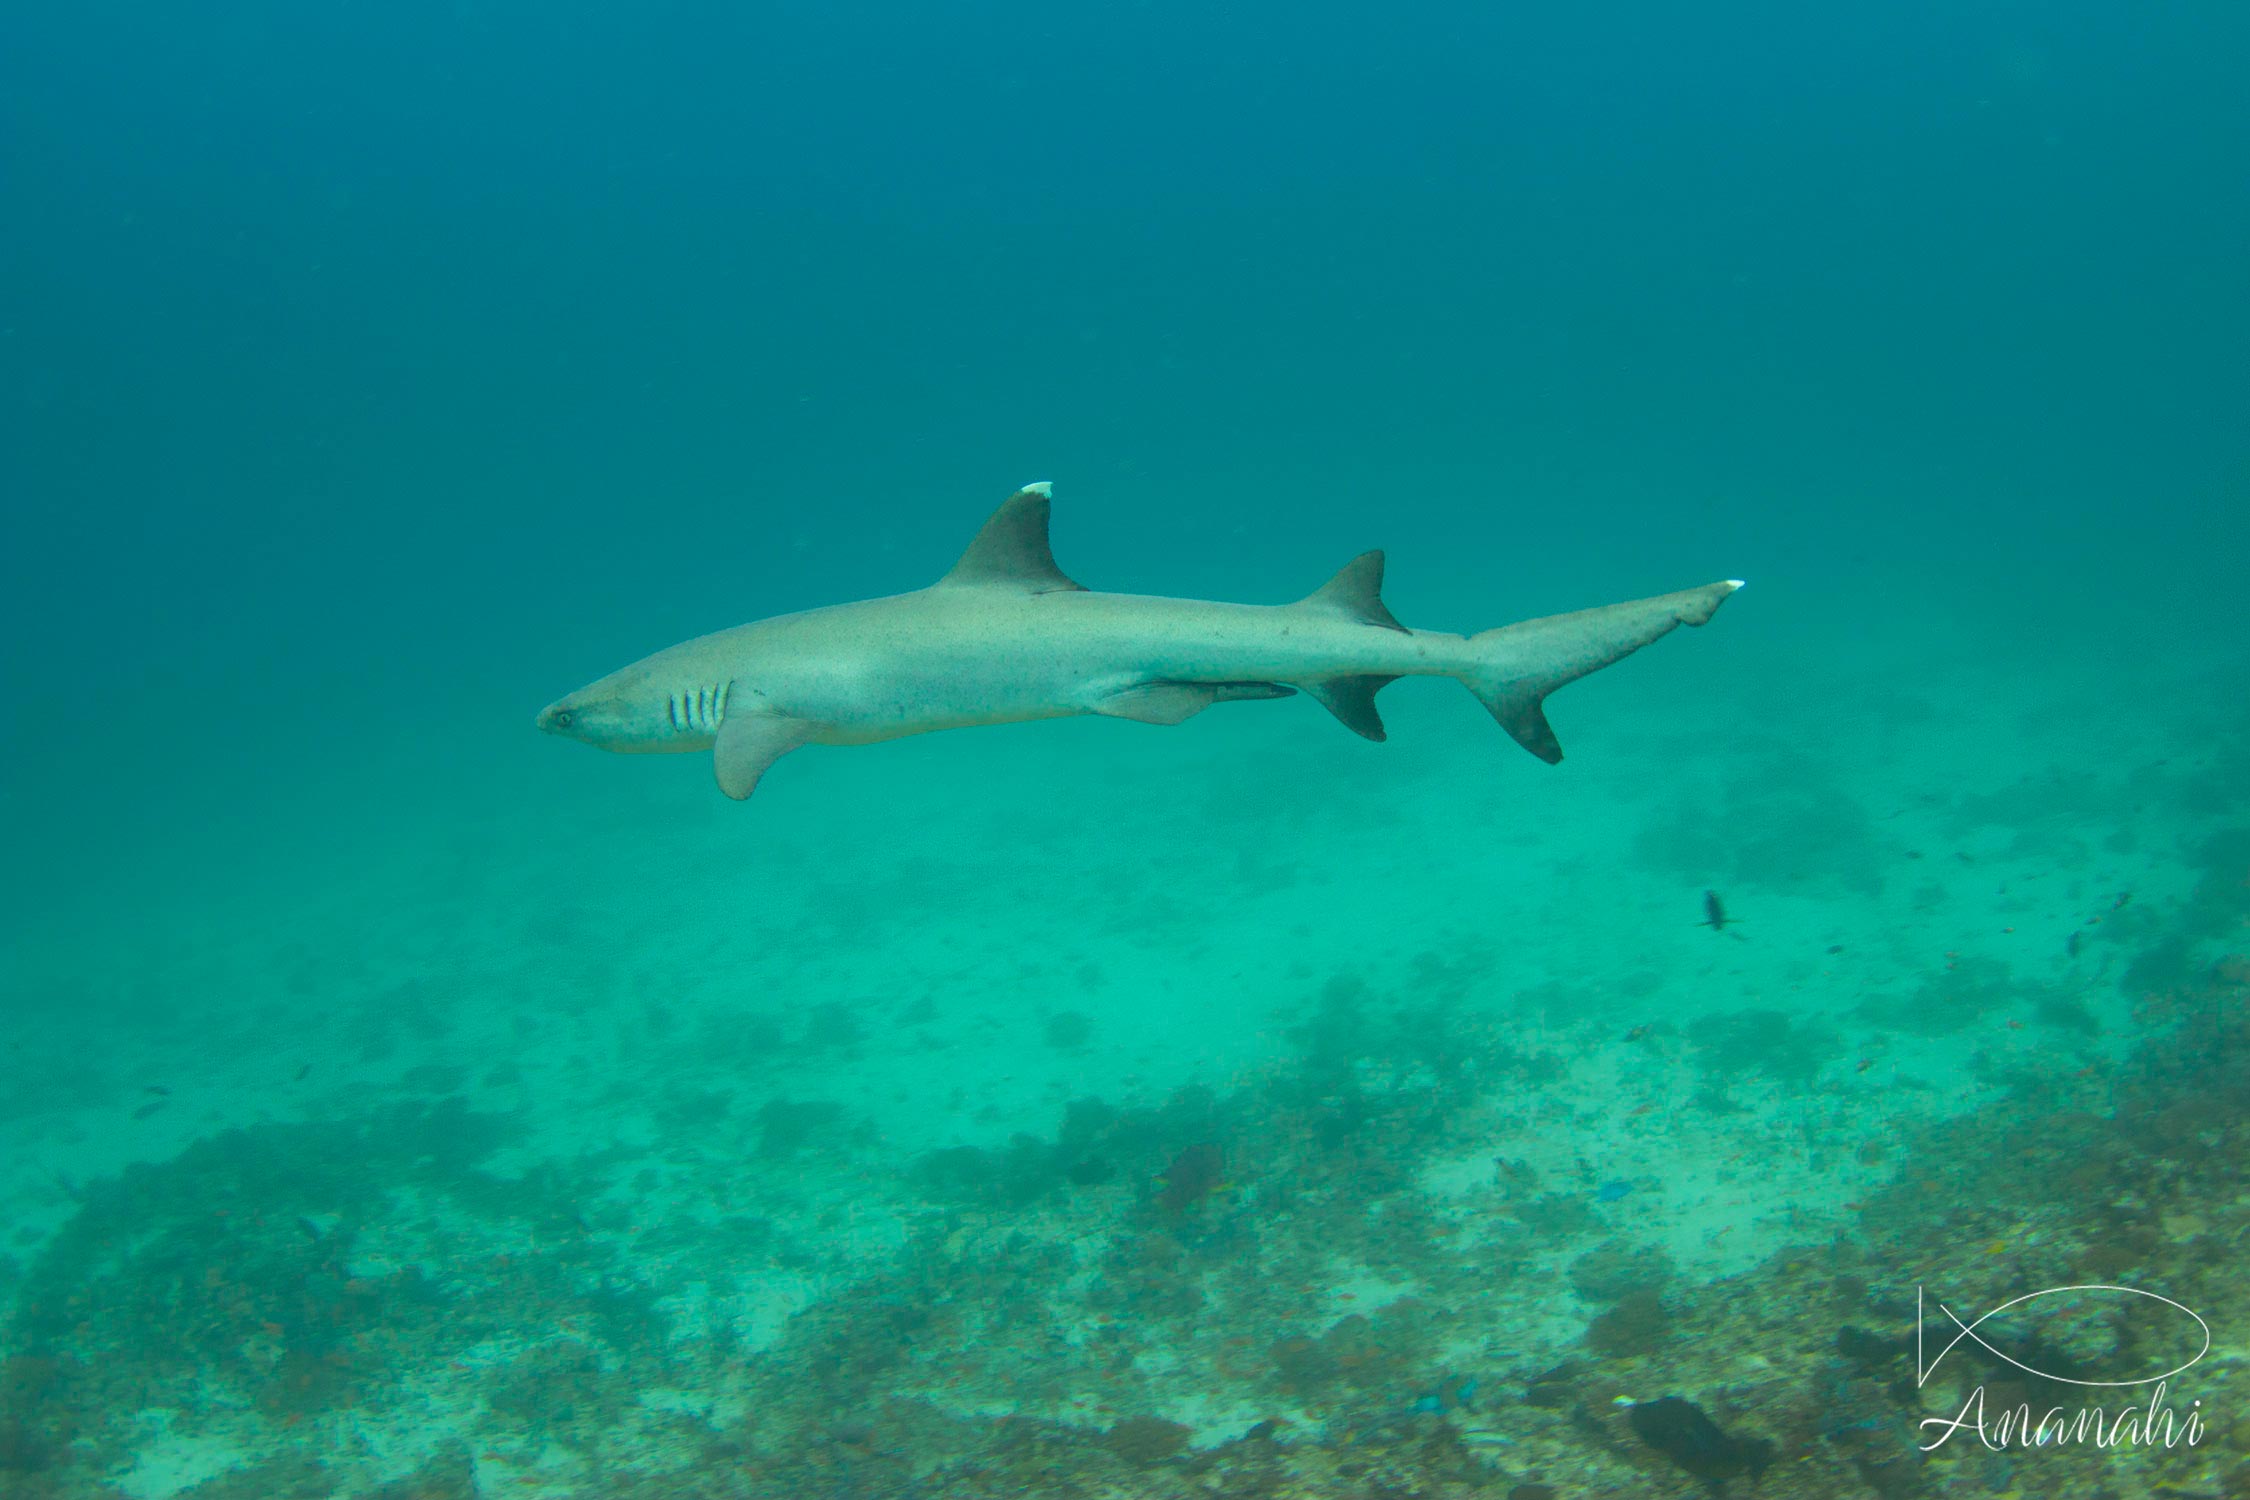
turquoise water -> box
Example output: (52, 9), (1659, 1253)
(3, 2), (2246, 1495)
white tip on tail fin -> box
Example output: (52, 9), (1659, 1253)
(1021, 481), (1054, 496)
(1465, 579), (1743, 763)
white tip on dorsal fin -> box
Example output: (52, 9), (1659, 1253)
(937, 484), (1085, 594)
(1297, 550), (1407, 632)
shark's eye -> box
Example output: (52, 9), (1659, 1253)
(551, 709), (576, 729)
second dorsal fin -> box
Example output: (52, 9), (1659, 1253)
(1297, 551), (1407, 632)
(937, 482), (1085, 594)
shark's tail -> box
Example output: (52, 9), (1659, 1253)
(1463, 580), (1743, 762)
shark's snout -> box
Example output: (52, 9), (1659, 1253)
(536, 700), (583, 738)
(537, 683), (675, 753)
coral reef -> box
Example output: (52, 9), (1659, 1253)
(4, 822), (2247, 1498)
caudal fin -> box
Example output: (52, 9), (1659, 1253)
(1466, 580), (1743, 762)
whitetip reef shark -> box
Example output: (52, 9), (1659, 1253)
(537, 483), (1743, 801)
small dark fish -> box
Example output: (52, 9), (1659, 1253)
(1157, 1143), (1227, 1214)
(1699, 890), (1736, 932)
(293, 1063), (312, 1082)
(1629, 1396), (1775, 1483)
(2066, 930), (2082, 959)
(143, 1084), (171, 1096)
(132, 1099), (170, 1121)
(1625, 1024), (1653, 1043)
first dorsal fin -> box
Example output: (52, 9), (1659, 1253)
(937, 482), (1085, 593)
(1297, 550), (1407, 632)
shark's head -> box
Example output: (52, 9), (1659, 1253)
(538, 657), (727, 754)
(535, 680), (647, 752)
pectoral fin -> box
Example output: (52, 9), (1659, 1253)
(714, 702), (810, 800)
(1095, 680), (1295, 725)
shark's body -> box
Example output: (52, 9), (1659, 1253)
(538, 483), (1742, 801)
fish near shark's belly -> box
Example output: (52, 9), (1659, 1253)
(774, 592), (1440, 746)
(752, 634), (1075, 747)
(790, 605), (1365, 745)
(1047, 595), (1465, 686)
(803, 659), (1091, 744)
(801, 592), (1135, 743)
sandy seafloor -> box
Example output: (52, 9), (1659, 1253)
(4, 596), (2249, 1500)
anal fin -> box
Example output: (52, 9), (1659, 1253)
(1302, 674), (1399, 741)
